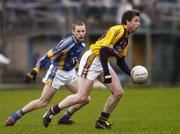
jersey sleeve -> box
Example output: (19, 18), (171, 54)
(33, 47), (60, 73)
(116, 56), (131, 76)
(33, 37), (74, 72)
(33, 54), (51, 73)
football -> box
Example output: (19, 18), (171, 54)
(131, 65), (148, 83)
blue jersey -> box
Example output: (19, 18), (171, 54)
(34, 34), (85, 72)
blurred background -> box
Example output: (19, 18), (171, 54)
(0, 0), (180, 88)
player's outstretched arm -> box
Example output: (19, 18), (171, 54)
(24, 69), (37, 83)
(116, 57), (131, 76)
(99, 46), (113, 84)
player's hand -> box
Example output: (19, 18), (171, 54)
(24, 69), (37, 83)
(104, 72), (112, 84)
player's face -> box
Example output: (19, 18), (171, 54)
(72, 25), (86, 42)
(126, 16), (140, 33)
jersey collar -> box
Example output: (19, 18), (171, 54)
(123, 25), (129, 37)
(71, 34), (78, 44)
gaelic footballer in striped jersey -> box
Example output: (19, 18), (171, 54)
(42, 10), (141, 129)
(5, 21), (89, 126)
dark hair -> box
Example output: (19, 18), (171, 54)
(72, 20), (86, 30)
(121, 10), (140, 25)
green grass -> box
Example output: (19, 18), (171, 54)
(0, 87), (180, 134)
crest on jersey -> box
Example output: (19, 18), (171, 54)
(113, 38), (128, 54)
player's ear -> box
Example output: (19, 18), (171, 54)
(72, 29), (75, 34)
(72, 26), (75, 34)
(126, 20), (130, 25)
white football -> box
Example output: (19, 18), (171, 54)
(131, 65), (148, 83)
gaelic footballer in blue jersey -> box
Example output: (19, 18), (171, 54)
(35, 34), (85, 72)
(5, 21), (89, 126)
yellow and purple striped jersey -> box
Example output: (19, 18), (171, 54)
(90, 24), (129, 58)
(34, 34), (85, 72)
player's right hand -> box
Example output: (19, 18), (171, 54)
(24, 69), (37, 83)
(104, 72), (112, 84)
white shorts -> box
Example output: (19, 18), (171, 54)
(78, 50), (112, 81)
(42, 65), (77, 89)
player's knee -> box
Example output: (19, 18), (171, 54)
(114, 89), (124, 98)
(77, 95), (89, 103)
(38, 98), (49, 107)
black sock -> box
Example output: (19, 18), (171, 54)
(51, 104), (61, 115)
(66, 111), (73, 118)
(99, 112), (110, 122)
(61, 111), (73, 120)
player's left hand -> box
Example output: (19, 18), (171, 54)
(24, 69), (37, 83)
(104, 74), (112, 84)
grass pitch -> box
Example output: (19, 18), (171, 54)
(0, 87), (180, 134)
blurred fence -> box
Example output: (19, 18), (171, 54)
(0, 1), (180, 86)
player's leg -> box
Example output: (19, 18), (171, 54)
(100, 69), (124, 113)
(5, 84), (56, 126)
(58, 79), (90, 125)
(43, 50), (102, 127)
(43, 77), (94, 127)
(22, 85), (57, 112)
(95, 69), (124, 129)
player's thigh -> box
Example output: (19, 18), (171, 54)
(40, 84), (57, 101)
(107, 69), (123, 93)
(77, 77), (94, 98)
(98, 69), (123, 93)
(66, 78), (78, 94)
